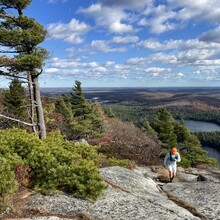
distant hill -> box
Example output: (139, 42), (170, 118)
(41, 87), (220, 107)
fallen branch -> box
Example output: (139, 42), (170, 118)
(0, 114), (36, 127)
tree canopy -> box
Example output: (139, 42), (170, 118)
(0, 0), (49, 138)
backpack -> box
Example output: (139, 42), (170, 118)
(170, 152), (178, 161)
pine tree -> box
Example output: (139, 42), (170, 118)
(106, 107), (116, 118)
(3, 78), (27, 119)
(56, 81), (103, 140)
(70, 81), (86, 106)
(174, 119), (190, 143)
(140, 118), (157, 137)
(152, 108), (177, 147)
(0, 0), (49, 139)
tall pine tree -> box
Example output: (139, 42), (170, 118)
(56, 81), (103, 140)
(152, 108), (177, 147)
(0, 0), (49, 138)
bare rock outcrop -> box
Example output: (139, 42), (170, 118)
(162, 181), (220, 220)
(18, 166), (201, 220)
(5, 166), (220, 220)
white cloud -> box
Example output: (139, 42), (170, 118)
(78, 0), (220, 36)
(139, 5), (177, 34)
(86, 62), (99, 68)
(111, 36), (139, 44)
(90, 40), (127, 52)
(79, 3), (134, 34)
(95, 66), (107, 73)
(49, 58), (79, 68)
(143, 67), (172, 77)
(47, 19), (90, 44)
(149, 49), (218, 66)
(136, 0), (220, 34)
(139, 38), (220, 51)
(127, 43), (220, 69)
(48, 0), (68, 4)
(168, 0), (220, 23)
(45, 68), (59, 73)
(127, 57), (148, 65)
(144, 67), (171, 73)
(105, 61), (115, 66)
(176, 72), (185, 78)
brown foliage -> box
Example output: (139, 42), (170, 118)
(98, 118), (163, 166)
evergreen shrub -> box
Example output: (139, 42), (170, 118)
(0, 128), (106, 200)
(0, 157), (18, 212)
(107, 157), (131, 168)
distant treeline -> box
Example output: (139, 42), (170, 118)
(103, 104), (220, 125)
(195, 131), (220, 149)
(168, 107), (220, 125)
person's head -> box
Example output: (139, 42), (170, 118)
(171, 147), (177, 154)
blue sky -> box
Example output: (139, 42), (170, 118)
(1, 0), (220, 88)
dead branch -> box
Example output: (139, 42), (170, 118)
(0, 114), (36, 127)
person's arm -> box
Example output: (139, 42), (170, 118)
(176, 153), (181, 162)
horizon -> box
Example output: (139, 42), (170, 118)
(42, 86), (220, 88)
(40, 86), (220, 89)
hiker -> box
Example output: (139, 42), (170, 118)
(164, 147), (181, 182)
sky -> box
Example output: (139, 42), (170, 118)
(1, 0), (220, 88)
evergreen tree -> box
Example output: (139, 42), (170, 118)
(140, 118), (157, 137)
(174, 119), (190, 143)
(3, 78), (27, 119)
(56, 81), (103, 140)
(106, 107), (116, 118)
(70, 81), (86, 106)
(0, 0), (49, 139)
(70, 80), (90, 117)
(152, 108), (177, 147)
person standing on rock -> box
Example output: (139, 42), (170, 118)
(164, 147), (181, 182)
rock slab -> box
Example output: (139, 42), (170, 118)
(23, 166), (200, 220)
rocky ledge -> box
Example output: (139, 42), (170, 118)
(3, 166), (220, 220)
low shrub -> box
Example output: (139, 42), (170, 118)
(0, 128), (106, 200)
(107, 157), (132, 168)
(0, 157), (18, 212)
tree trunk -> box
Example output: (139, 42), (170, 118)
(28, 73), (37, 135)
(32, 75), (46, 139)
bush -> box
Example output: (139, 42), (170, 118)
(0, 128), (106, 200)
(0, 157), (18, 212)
(107, 157), (132, 168)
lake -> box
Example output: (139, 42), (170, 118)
(202, 146), (220, 165)
(183, 120), (220, 132)
(183, 120), (220, 165)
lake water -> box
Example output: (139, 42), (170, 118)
(183, 120), (220, 132)
(183, 120), (220, 165)
(202, 146), (220, 165)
